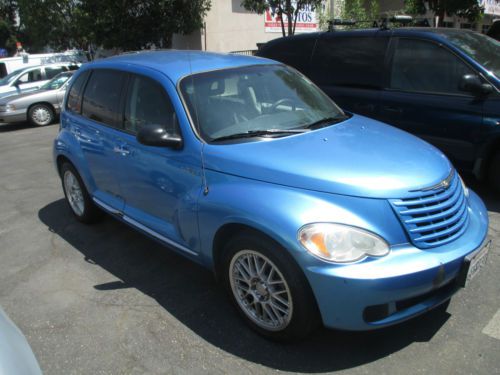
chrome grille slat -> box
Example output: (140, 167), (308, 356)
(389, 171), (469, 249)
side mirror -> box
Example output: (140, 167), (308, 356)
(459, 74), (493, 96)
(136, 123), (182, 149)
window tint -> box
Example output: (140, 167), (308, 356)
(46, 66), (67, 79)
(124, 75), (179, 135)
(66, 70), (90, 113)
(312, 36), (389, 88)
(260, 37), (316, 74)
(17, 68), (43, 84)
(82, 69), (125, 127)
(390, 38), (474, 94)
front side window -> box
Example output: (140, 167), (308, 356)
(124, 75), (179, 135)
(16, 69), (43, 84)
(82, 69), (125, 127)
(41, 72), (73, 90)
(180, 64), (345, 142)
(390, 38), (474, 94)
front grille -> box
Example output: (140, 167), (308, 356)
(389, 171), (469, 248)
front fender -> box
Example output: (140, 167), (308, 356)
(53, 126), (97, 194)
(197, 170), (407, 269)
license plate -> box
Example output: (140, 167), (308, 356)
(458, 240), (491, 287)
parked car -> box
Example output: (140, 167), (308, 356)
(0, 71), (74, 126)
(0, 62), (79, 100)
(53, 51), (490, 340)
(0, 306), (42, 375)
(487, 19), (500, 41)
(257, 28), (500, 191)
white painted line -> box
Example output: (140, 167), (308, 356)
(483, 308), (500, 340)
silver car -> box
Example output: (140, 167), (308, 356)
(0, 306), (42, 374)
(0, 71), (74, 126)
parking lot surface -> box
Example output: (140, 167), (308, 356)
(0, 123), (499, 374)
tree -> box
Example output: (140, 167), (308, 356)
(79, 0), (211, 51)
(0, 0), (18, 53)
(15, 0), (211, 52)
(241, 0), (324, 37)
(405, 0), (483, 26)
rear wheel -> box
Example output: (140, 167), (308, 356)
(60, 162), (101, 223)
(28, 104), (54, 126)
(488, 151), (500, 193)
(222, 231), (320, 341)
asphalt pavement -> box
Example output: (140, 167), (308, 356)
(0, 123), (499, 374)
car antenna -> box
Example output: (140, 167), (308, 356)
(188, 49), (209, 196)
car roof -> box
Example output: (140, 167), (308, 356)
(85, 50), (274, 83)
(262, 27), (480, 45)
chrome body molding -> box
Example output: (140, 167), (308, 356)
(93, 197), (198, 257)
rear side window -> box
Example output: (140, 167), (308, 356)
(124, 74), (180, 135)
(46, 66), (67, 79)
(312, 36), (389, 89)
(259, 37), (316, 74)
(82, 69), (126, 127)
(66, 70), (90, 113)
(390, 38), (475, 95)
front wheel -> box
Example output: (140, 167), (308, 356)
(222, 231), (320, 341)
(28, 104), (54, 126)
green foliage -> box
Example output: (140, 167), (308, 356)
(241, 0), (323, 36)
(404, 0), (483, 24)
(342, 0), (379, 27)
(12, 0), (210, 52)
(0, 0), (18, 53)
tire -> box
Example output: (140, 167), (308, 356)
(222, 231), (320, 341)
(488, 151), (500, 193)
(28, 104), (54, 126)
(60, 162), (102, 223)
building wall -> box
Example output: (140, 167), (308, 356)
(173, 0), (329, 53)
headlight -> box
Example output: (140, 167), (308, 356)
(0, 104), (15, 112)
(459, 174), (469, 198)
(298, 223), (390, 263)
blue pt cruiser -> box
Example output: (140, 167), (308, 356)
(53, 51), (490, 340)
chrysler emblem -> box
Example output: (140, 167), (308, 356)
(419, 170), (454, 192)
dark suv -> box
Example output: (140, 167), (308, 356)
(257, 28), (500, 190)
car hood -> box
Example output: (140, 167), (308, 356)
(203, 115), (453, 199)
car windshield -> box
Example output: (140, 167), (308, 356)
(179, 64), (345, 142)
(0, 68), (25, 86)
(40, 72), (72, 90)
(440, 31), (500, 79)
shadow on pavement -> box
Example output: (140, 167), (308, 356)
(39, 199), (452, 372)
(0, 122), (35, 132)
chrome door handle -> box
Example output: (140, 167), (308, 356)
(113, 146), (130, 155)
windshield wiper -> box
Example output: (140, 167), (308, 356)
(301, 115), (350, 130)
(211, 128), (308, 142)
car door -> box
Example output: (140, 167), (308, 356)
(380, 37), (484, 169)
(112, 72), (203, 250)
(70, 69), (127, 211)
(309, 33), (389, 118)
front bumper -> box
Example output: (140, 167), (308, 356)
(0, 109), (26, 124)
(303, 190), (489, 330)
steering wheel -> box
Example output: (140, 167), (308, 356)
(270, 98), (297, 113)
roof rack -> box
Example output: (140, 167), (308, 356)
(327, 15), (430, 32)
